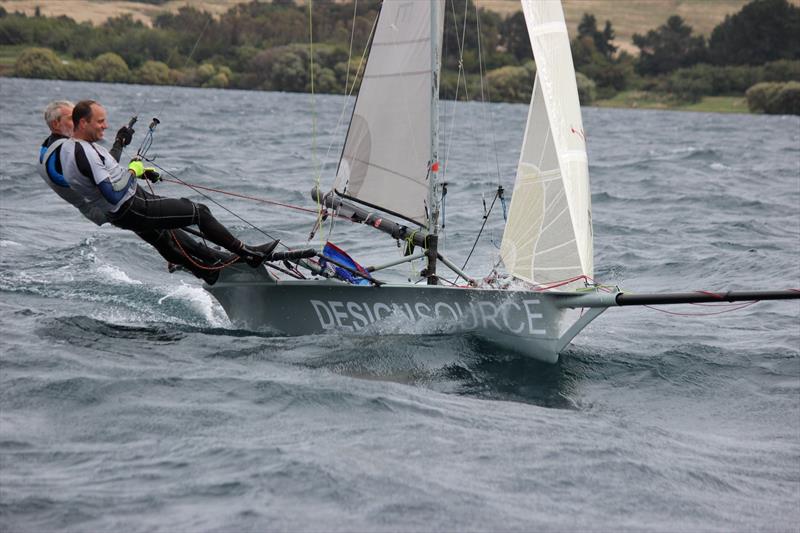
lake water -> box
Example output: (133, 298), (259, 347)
(1, 77), (799, 531)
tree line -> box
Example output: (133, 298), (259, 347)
(1, 0), (798, 114)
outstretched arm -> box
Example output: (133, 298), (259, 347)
(109, 124), (135, 162)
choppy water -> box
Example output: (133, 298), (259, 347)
(1, 77), (799, 532)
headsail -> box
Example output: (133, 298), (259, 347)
(500, 0), (593, 290)
(333, 0), (445, 228)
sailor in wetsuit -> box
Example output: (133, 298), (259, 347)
(41, 99), (277, 284)
(39, 100), (109, 226)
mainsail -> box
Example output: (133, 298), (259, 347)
(500, 0), (593, 289)
(333, 0), (445, 228)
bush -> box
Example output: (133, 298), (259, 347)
(485, 62), (534, 103)
(135, 60), (171, 85)
(203, 71), (229, 89)
(63, 59), (96, 81)
(746, 81), (800, 114)
(763, 59), (800, 82)
(13, 46), (63, 79)
(665, 65), (714, 101)
(93, 52), (129, 83)
(576, 72), (596, 104)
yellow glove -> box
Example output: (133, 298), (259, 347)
(128, 160), (144, 177)
(128, 160), (161, 182)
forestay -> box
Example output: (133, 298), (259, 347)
(500, 0), (593, 290)
(333, 0), (445, 228)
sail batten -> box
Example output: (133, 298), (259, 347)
(500, 0), (594, 290)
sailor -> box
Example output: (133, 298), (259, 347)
(39, 100), (110, 226)
(46, 99), (277, 283)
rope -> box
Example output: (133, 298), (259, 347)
(159, 177), (350, 220)
(149, 163), (279, 245)
(456, 185), (502, 279)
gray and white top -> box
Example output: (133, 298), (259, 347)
(58, 139), (137, 215)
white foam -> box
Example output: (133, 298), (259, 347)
(710, 162), (729, 171)
(0, 240), (21, 247)
(158, 281), (230, 327)
(96, 263), (142, 285)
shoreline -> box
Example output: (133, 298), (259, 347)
(0, 74), (755, 115)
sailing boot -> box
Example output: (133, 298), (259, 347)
(237, 240), (280, 268)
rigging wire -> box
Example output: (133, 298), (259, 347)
(453, 185), (502, 284)
(307, 0), (324, 252)
(313, 1), (380, 245)
(148, 161), (282, 246)
(128, 16), (213, 160)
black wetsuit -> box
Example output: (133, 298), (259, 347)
(60, 137), (238, 282)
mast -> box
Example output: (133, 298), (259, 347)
(426, 0), (441, 285)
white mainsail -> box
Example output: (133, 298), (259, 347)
(333, 0), (445, 227)
(500, 0), (593, 289)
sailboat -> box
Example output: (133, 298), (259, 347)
(204, 0), (798, 363)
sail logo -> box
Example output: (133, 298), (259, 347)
(309, 298), (547, 336)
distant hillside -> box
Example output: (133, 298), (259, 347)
(2, 0), (790, 54)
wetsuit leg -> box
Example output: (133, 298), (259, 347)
(171, 229), (234, 264)
(112, 189), (244, 253)
(135, 229), (212, 281)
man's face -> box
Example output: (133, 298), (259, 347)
(51, 105), (73, 137)
(77, 103), (108, 142)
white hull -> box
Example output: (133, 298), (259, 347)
(205, 266), (606, 363)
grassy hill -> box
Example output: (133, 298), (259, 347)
(0, 0), (782, 54)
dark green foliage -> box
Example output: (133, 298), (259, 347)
(709, 0), (800, 65)
(633, 16), (707, 76)
(2, 0), (796, 107)
(763, 59), (800, 82)
(577, 14), (617, 59)
(576, 72), (596, 104)
(746, 81), (800, 114)
(659, 60), (800, 101)
(572, 34), (634, 98)
(502, 11), (530, 64)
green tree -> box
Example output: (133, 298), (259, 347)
(93, 52), (130, 83)
(502, 11), (530, 63)
(577, 13), (617, 59)
(13, 47), (63, 79)
(709, 0), (800, 65)
(633, 16), (707, 76)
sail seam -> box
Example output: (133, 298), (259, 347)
(528, 21), (567, 38)
(344, 156), (426, 186)
(534, 265), (582, 271)
(363, 70), (430, 79)
(536, 237), (577, 255)
(372, 37), (430, 46)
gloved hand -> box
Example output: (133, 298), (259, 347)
(128, 160), (161, 182)
(115, 125), (135, 147)
(143, 168), (161, 183)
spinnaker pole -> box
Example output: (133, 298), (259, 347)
(555, 289), (800, 309)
